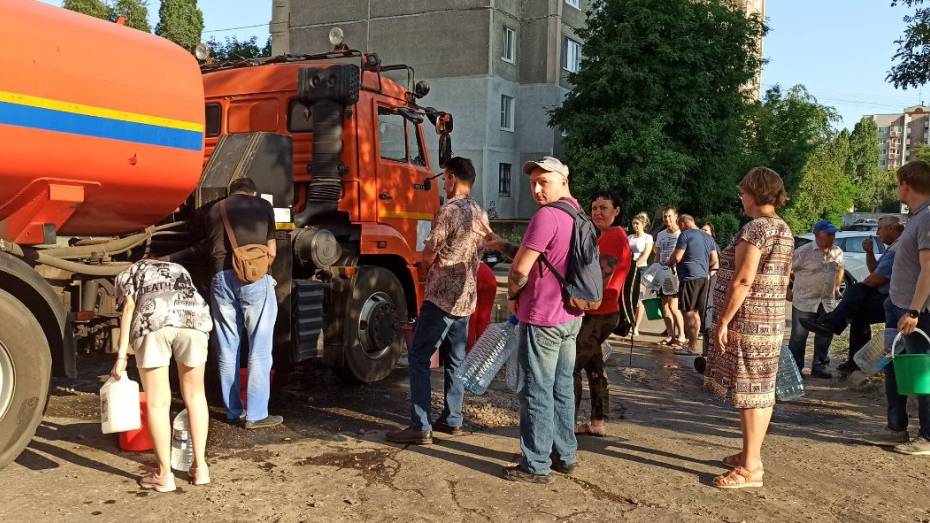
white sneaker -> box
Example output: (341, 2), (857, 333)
(894, 436), (930, 456)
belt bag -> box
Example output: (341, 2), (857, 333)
(220, 200), (270, 284)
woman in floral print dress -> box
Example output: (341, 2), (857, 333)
(704, 167), (794, 489)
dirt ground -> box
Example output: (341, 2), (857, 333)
(4, 316), (930, 522)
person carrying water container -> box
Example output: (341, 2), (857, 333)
(386, 157), (490, 446)
(857, 160), (930, 455)
(111, 259), (213, 492)
(486, 156), (601, 483)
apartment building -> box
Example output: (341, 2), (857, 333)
(729, 0), (766, 99)
(865, 105), (930, 171)
(270, 0), (589, 219)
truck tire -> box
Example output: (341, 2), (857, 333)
(0, 289), (51, 469)
(339, 266), (407, 383)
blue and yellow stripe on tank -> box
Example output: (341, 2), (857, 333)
(0, 90), (203, 151)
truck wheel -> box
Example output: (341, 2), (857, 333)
(0, 289), (51, 469)
(339, 266), (407, 383)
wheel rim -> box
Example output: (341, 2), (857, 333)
(357, 291), (399, 359)
(0, 341), (14, 420)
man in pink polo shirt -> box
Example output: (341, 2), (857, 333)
(487, 156), (583, 483)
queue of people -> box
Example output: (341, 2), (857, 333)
(387, 151), (805, 489)
(110, 151), (930, 493)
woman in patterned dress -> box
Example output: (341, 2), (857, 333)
(703, 167), (794, 489)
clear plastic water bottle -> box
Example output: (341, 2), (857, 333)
(456, 316), (519, 395)
(170, 409), (193, 472)
(602, 339), (613, 362)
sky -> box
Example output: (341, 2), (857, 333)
(37, 0), (926, 131)
(762, 0), (924, 129)
(39, 0), (271, 44)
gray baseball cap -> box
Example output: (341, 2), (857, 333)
(522, 156), (569, 177)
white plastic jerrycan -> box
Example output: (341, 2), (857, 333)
(100, 373), (141, 434)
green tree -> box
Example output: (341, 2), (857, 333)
(155, 0), (204, 52)
(782, 131), (855, 234)
(62, 0), (109, 20)
(847, 118), (896, 212)
(744, 85), (837, 197)
(110, 0), (151, 32)
(888, 0), (930, 88)
(207, 36), (270, 62)
(914, 144), (930, 162)
(550, 0), (765, 218)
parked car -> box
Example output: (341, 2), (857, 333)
(794, 231), (886, 291)
(842, 218), (879, 232)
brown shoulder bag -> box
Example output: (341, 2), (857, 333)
(219, 200), (270, 284)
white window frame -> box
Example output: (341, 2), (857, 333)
(500, 95), (515, 132)
(502, 26), (516, 64)
(565, 0), (580, 10)
(562, 37), (581, 73)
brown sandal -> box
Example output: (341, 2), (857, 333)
(574, 423), (607, 437)
(713, 466), (763, 489)
(721, 453), (741, 468)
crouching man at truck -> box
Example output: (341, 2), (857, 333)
(387, 157), (490, 445)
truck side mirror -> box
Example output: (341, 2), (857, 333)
(438, 134), (452, 168)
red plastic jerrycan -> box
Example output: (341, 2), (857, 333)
(119, 391), (153, 452)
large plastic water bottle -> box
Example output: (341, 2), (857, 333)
(457, 316), (520, 395)
(170, 409), (193, 472)
(100, 373), (141, 434)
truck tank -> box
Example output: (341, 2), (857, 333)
(0, 0), (204, 244)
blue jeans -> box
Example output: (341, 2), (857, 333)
(408, 301), (468, 431)
(518, 318), (582, 476)
(789, 305), (832, 372)
(211, 271), (278, 422)
(884, 299), (930, 439)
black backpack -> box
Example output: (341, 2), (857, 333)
(538, 200), (604, 311)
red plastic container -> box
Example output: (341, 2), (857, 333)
(119, 391), (153, 452)
(239, 368), (276, 406)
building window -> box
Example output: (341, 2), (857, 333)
(499, 163), (512, 195)
(562, 37), (581, 73)
(502, 26), (516, 63)
(565, 0), (580, 9)
(500, 95), (514, 132)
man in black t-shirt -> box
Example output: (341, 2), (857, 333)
(206, 177), (282, 429)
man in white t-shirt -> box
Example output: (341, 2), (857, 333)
(655, 207), (685, 346)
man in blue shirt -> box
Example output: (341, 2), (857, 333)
(802, 216), (905, 372)
(667, 214), (718, 354)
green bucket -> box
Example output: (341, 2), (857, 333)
(891, 329), (930, 395)
(643, 297), (664, 321)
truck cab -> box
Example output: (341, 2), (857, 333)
(199, 49), (451, 383)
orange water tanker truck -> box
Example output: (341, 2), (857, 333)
(0, 0), (453, 468)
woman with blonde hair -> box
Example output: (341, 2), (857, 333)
(704, 167), (793, 489)
(629, 212), (654, 336)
